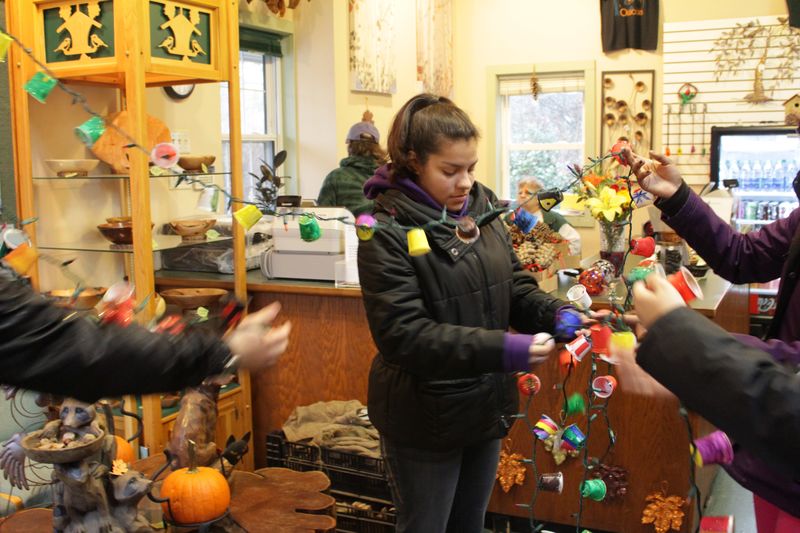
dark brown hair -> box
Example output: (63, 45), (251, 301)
(387, 94), (479, 179)
(347, 139), (389, 164)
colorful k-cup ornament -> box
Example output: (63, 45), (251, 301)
(564, 393), (586, 416)
(24, 72), (58, 103)
(667, 266), (704, 303)
(298, 214), (322, 242)
(74, 115), (106, 148)
(567, 284), (592, 310)
(602, 331), (637, 365)
(561, 423), (587, 451)
(151, 142), (180, 168)
(455, 216), (480, 244)
(538, 472), (564, 494)
(581, 479), (607, 501)
(533, 415), (559, 440)
(355, 214), (376, 241)
(589, 324), (613, 355)
(630, 236), (656, 257)
(2, 242), (38, 275)
(692, 430), (734, 467)
(233, 204), (263, 231)
(566, 333), (592, 362)
(407, 228), (431, 256)
(517, 373), (541, 396)
(512, 208), (537, 233)
(592, 375), (618, 399)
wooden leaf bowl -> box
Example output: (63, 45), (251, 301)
(160, 288), (228, 310)
(169, 218), (216, 241)
(21, 429), (106, 464)
(46, 287), (107, 310)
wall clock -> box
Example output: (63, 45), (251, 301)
(163, 84), (195, 100)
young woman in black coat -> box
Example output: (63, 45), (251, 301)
(358, 94), (577, 533)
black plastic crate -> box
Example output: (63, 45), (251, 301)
(322, 447), (385, 476)
(266, 431), (286, 467)
(286, 458), (392, 502)
(334, 494), (395, 533)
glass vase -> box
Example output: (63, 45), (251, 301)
(599, 222), (626, 277)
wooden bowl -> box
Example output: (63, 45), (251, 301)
(160, 288), (228, 310)
(97, 223), (133, 245)
(46, 287), (107, 310)
(21, 429), (106, 464)
(177, 154), (216, 173)
(169, 218), (216, 241)
(106, 216), (132, 225)
(45, 159), (100, 177)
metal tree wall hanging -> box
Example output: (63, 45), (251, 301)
(712, 17), (800, 104)
(244, 0), (310, 18)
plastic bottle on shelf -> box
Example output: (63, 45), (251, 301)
(786, 160), (798, 190)
(752, 160), (764, 190)
(729, 160), (741, 190)
(740, 160), (752, 191)
(763, 160), (774, 191)
(774, 160), (785, 191)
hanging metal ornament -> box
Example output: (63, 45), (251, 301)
(530, 66), (540, 101)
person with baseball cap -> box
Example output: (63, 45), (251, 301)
(317, 111), (387, 216)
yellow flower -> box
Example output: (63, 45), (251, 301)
(585, 186), (631, 222)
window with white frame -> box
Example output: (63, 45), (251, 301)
(220, 47), (282, 206)
(498, 72), (586, 199)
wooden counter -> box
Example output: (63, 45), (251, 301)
(156, 269), (749, 532)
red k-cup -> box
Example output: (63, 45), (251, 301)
(566, 333), (592, 362)
(630, 236), (656, 257)
(668, 266), (704, 303)
(589, 324), (612, 355)
(592, 375), (618, 399)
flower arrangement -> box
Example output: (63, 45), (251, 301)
(570, 155), (637, 276)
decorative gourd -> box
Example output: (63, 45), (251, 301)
(114, 436), (136, 464)
(160, 440), (230, 524)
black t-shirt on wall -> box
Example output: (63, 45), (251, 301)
(600, 0), (659, 53)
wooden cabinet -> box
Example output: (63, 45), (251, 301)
(5, 0), (252, 466)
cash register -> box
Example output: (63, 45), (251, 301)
(260, 207), (355, 281)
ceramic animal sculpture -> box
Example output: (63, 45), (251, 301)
(109, 468), (154, 532)
(52, 461), (117, 533)
(0, 433), (28, 490)
(41, 399), (103, 443)
(222, 432), (251, 468)
(166, 380), (228, 470)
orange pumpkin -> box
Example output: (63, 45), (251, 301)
(160, 440), (230, 524)
(114, 436), (136, 463)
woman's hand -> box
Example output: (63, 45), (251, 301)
(528, 333), (556, 365)
(632, 274), (685, 330)
(621, 148), (683, 200)
(224, 302), (292, 371)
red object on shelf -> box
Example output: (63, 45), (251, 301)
(749, 293), (777, 316)
(699, 515), (734, 533)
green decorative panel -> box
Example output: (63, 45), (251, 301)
(43, 0), (115, 63)
(0, 0), (15, 222)
(149, 1), (211, 66)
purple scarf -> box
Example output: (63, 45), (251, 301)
(363, 164), (469, 218)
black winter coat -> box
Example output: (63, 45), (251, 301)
(0, 266), (230, 402)
(638, 307), (800, 480)
(358, 183), (565, 451)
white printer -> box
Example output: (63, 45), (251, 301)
(261, 207), (356, 281)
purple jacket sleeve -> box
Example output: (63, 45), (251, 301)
(662, 190), (800, 284)
(731, 333), (800, 366)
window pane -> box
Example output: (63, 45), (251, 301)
(241, 51), (265, 91)
(509, 92), (584, 144)
(242, 88), (267, 135)
(222, 141), (276, 211)
(509, 149), (582, 193)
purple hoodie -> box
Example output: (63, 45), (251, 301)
(363, 164), (469, 218)
(661, 187), (800, 516)
(363, 163), (537, 373)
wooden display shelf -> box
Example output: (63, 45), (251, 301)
(6, 0), (250, 470)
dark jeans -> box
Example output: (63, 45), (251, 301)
(380, 436), (502, 533)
